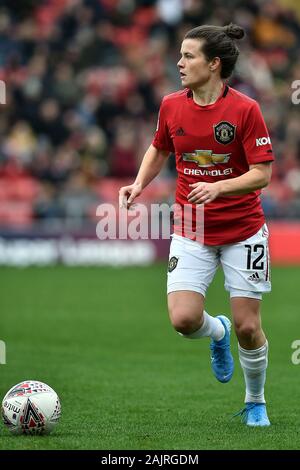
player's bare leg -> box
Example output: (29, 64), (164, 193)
(231, 297), (266, 349)
(231, 296), (270, 426)
(168, 291), (205, 335)
(168, 291), (234, 382)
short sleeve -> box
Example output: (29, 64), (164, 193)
(242, 101), (274, 164)
(152, 98), (175, 153)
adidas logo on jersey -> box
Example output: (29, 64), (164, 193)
(248, 272), (261, 282)
(175, 127), (185, 136)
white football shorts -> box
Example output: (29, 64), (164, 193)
(167, 224), (271, 300)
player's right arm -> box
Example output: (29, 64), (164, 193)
(119, 144), (170, 209)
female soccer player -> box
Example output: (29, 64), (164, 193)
(119, 24), (273, 426)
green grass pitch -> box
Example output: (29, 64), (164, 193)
(0, 264), (299, 450)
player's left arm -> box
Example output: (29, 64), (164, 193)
(187, 162), (272, 204)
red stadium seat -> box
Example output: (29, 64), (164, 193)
(8, 177), (40, 201)
(0, 201), (33, 227)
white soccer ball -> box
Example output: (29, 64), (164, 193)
(1, 380), (61, 435)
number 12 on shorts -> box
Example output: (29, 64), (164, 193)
(245, 244), (265, 270)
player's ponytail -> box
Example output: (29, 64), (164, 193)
(184, 23), (245, 79)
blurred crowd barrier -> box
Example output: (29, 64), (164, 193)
(0, 0), (300, 264)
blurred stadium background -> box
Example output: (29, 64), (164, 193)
(1, 0), (300, 451)
(0, 0), (300, 265)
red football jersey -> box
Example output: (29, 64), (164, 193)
(152, 85), (274, 245)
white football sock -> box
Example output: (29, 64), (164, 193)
(181, 311), (225, 341)
(238, 340), (268, 404)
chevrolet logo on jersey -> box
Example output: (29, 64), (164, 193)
(182, 150), (231, 167)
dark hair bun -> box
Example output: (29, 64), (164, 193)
(224, 23), (245, 40)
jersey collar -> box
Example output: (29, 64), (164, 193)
(186, 84), (229, 109)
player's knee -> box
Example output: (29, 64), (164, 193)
(172, 318), (200, 335)
(235, 321), (259, 341)
(169, 307), (202, 335)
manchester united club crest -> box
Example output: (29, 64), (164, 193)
(213, 121), (236, 145)
(168, 256), (178, 273)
